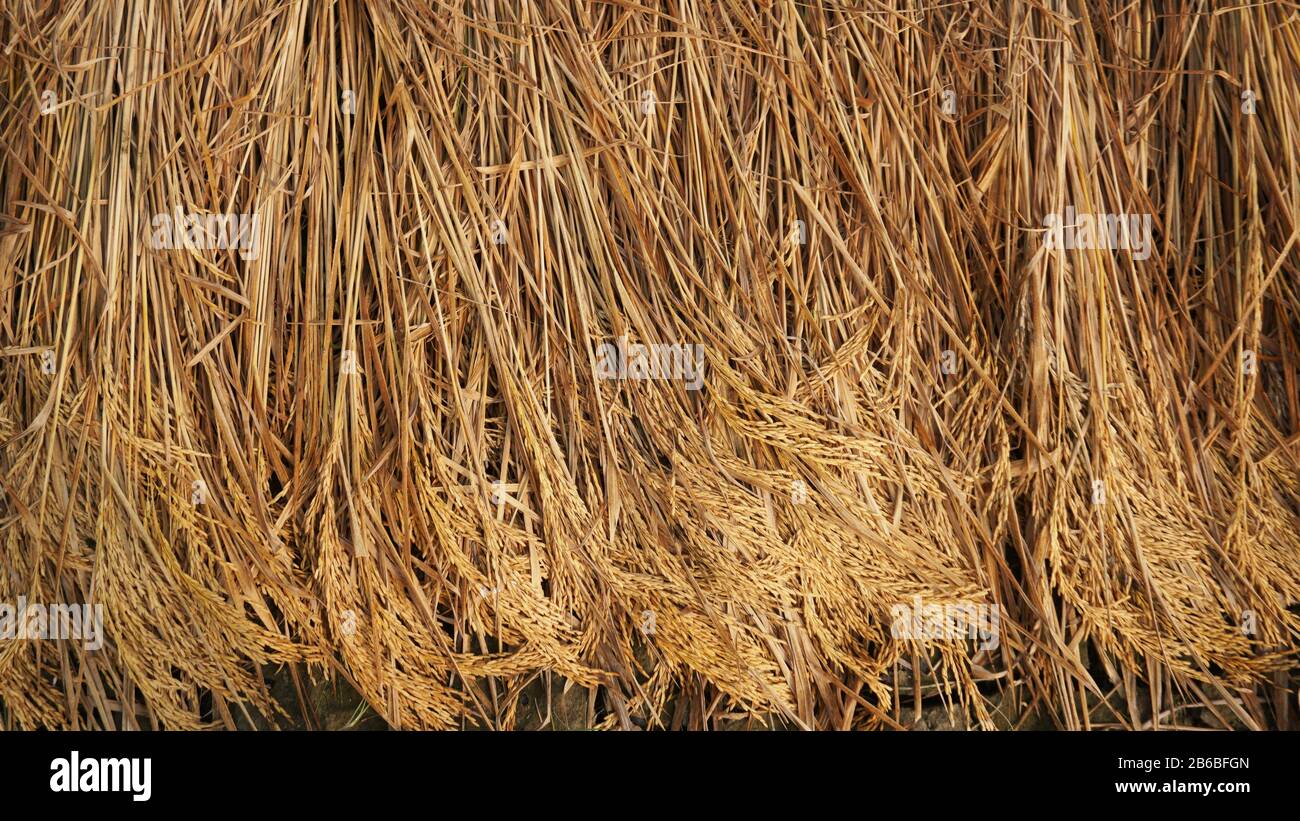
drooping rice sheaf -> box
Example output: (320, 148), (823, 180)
(0, 0), (1297, 730)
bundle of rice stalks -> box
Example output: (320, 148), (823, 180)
(1, 0), (1297, 730)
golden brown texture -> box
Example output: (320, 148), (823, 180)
(1, 0), (1298, 729)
